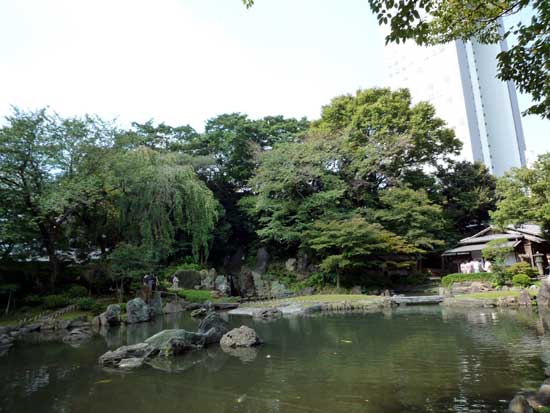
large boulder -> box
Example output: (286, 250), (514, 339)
(99, 304), (121, 326)
(254, 248), (270, 274)
(144, 329), (206, 356)
(99, 342), (153, 367)
(538, 278), (550, 309)
(220, 326), (262, 348)
(270, 281), (291, 298)
(126, 298), (151, 324)
(252, 271), (268, 297)
(498, 296), (519, 307)
(214, 276), (229, 295)
(198, 313), (230, 345)
(200, 272), (215, 290)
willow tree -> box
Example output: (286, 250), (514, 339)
(112, 147), (219, 265)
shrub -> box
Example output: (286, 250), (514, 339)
(67, 285), (88, 298)
(76, 297), (96, 311)
(90, 302), (105, 316)
(22, 295), (43, 307)
(441, 273), (495, 288)
(120, 302), (127, 313)
(507, 262), (538, 279)
(512, 274), (532, 287)
(175, 289), (212, 303)
(42, 294), (72, 309)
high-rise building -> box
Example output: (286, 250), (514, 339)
(384, 29), (526, 176)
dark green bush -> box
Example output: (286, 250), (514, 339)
(43, 294), (72, 309)
(22, 295), (43, 307)
(512, 274), (532, 287)
(120, 302), (127, 313)
(441, 273), (494, 288)
(507, 262), (538, 279)
(90, 302), (105, 316)
(67, 285), (88, 298)
(77, 297), (96, 311)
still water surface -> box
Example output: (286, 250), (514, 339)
(1, 306), (549, 413)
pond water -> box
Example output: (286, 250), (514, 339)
(1, 306), (549, 413)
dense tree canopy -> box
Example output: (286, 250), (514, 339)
(491, 153), (550, 237)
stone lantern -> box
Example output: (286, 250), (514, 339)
(534, 253), (545, 276)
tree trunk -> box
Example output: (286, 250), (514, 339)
(5, 290), (11, 315)
(336, 270), (341, 290)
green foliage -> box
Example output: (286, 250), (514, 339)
(161, 260), (203, 280)
(305, 214), (417, 287)
(512, 274), (532, 287)
(67, 285), (88, 298)
(22, 295), (43, 307)
(42, 294), (72, 310)
(435, 161), (497, 241)
(173, 289), (212, 303)
(368, 0), (550, 119)
(120, 302), (127, 313)
(108, 243), (154, 283)
(492, 153), (550, 236)
(507, 262), (538, 279)
(90, 302), (105, 316)
(76, 297), (96, 311)
(483, 239), (514, 285)
(441, 272), (495, 288)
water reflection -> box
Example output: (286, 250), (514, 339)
(0, 307), (548, 413)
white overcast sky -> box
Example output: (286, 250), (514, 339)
(0, 0), (548, 160)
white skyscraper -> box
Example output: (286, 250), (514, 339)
(384, 28), (526, 176)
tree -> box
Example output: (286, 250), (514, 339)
(108, 243), (154, 302)
(374, 187), (446, 253)
(312, 88), (461, 193)
(304, 214), (417, 288)
(491, 153), (550, 237)
(482, 239), (514, 285)
(435, 161), (497, 240)
(0, 109), (114, 286)
(368, 0), (550, 118)
(109, 147), (219, 264)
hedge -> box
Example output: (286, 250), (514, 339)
(441, 272), (495, 288)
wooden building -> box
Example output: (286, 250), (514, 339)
(442, 224), (550, 275)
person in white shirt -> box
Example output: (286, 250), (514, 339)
(472, 259), (481, 273)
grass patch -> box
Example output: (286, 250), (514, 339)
(242, 294), (382, 308)
(455, 289), (537, 300)
(58, 310), (91, 321)
(441, 272), (495, 288)
(174, 289), (213, 303)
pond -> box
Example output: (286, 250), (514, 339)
(1, 306), (549, 413)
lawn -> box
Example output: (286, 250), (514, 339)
(242, 294), (382, 308)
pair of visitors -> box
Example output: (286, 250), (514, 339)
(460, 259), (482, 274)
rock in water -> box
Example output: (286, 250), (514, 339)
(508, 395), (534, 413)
(144, 329), (206, 356)
(253, 308), (282, 321)
(99, 304), (122, 326)
(99, 342), (154, 367)
(198, 313), (230, 344)
(220, 326), (262, 348)
(126, 298), (151, 324)
(62, 328), (92, 344)
(539, 279), (550, 309)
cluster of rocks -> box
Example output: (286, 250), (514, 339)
(509, 373), (550, 412)
(0, 314), (93, 353)
(99, 313), (262, 370)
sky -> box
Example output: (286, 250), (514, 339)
(0, 0), (547, 161)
